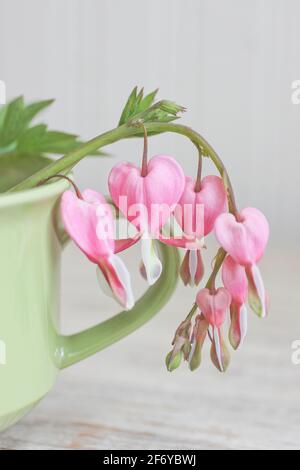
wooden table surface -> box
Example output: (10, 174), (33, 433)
(0, 244), (299, 450)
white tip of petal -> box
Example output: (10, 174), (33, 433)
(213, 327), (224, 372)
(141, 236), (162, 286)
(238, 304), (248, 350)
(252, 264), (266, 318)
(96, 254), (135, 311)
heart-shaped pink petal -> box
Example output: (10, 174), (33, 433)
(108, 155), (185, 236)
(196, 287), (231, 328)
(61, 189), (115, 263)
(175, 175), (227, 238)
(214, 207), (269, 266)
(61, 189), (136, 310)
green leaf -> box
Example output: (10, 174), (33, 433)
(118, 86), (138, 126)
(0, 96), (25, 146)
(17, 126), (105, 156)
(139, 89), (158, 112)
(135, 87), (144, 107)
(0, 98), (54, 145)
(34, 132), (82, 154)
(22, 99), (54, 126)
(17, 124), (48, 152)
(118, 87), (186, 128)
(0, 97), (106, 159)
(18, 126), (76, 154)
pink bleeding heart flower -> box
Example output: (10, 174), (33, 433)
(196, 287), (231, 372)
(61, 189), (139, 310)
(215, 207), (269, 318)
(175, 175), (227, 286)
(109, 154), (186, 285)
(222, 255), (248, 350)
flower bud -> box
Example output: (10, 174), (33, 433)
(189, 315), (209, 371)
(165, 350), (183, 372)
(166, 318), (192, 372)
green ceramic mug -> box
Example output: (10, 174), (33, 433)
(0, 178), (179, 432)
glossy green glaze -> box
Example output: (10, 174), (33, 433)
(0, 180), (179, 432)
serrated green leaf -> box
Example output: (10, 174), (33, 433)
(0, 96), (106, 160)
(0, 96), (25, 146)
(17, 126), (77, 154)
(118, 86), (138, 126)
(17, 124), (48, 152)
(119, 88), (186, 127)
(136, 87), (144, 107)
(33, 131), (80, 154)
(23, 99), (54, 126)
(139, 89), (158, 112)
(16, 126), (105, 156)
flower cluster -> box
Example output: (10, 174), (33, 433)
(167, 202), (269, 373)
(60, 126), (269, 373)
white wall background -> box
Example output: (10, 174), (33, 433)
(0, 0), (299, 245)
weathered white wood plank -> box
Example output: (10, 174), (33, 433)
(0, 245), (299, 450)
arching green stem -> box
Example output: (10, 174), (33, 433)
(194, 146), (203, 193)
(7, 121), (238, 215)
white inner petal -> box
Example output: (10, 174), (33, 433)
(238, 304), (248, 349)
(213, 327), (224, 372)
(96, 255), (135, 311)
(141, 232), (162, 286)
(109, 254), (135, 310)
(252, 264), (266, 318)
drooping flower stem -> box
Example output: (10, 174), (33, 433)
(37, 174), (83, 199)
(222, 170), (240, 219)
(7, 121), (237, 215)
(194, 146), (203, 193)
(206, 248), (227, 292)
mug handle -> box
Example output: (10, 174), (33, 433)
(56, 230), (180, 369)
